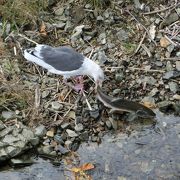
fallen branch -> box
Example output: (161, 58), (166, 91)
(18, 33), (39, 45)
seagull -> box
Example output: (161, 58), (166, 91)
(23, 44), (104, 91)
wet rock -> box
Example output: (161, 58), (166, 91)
(115, 72), (124, 82)
(10, 157), (34, 167)
(54, 135), (64, 144)
(55, 144), (69, 155)
(75, 123), (84, 132)
(35, 125), (47, 138)
(175, 61), (180, 71)
(157, 101), (174, 112)
(51, 101), (63, 110)
(66, 129), (78, 137)
(163, 71), (180, 79)
(69, 141), (80, 151)
(1, 111), (16, 120)
(168, 82), (179, 93)
(79, 131), (89, 141)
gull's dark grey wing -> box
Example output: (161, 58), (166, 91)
(36, 45), (84, 71)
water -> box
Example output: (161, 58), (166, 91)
(0, 111), (179, 180)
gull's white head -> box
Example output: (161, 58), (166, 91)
(83, 57), (104, 86)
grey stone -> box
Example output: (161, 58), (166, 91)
(61, 123), (70, 129)
(163, 71), (180, 79)
(66, 129), (78, 137)
(113, 89), (121, 95)
(116, 29), (129, 41)
(143, 76), (157, 85)
(42, 145), (54, 155)
(166, 61), (173, 71)
(0, 127), (13, 138)
(149, 88), (159, 97)
(10, 157), (34, 166)
(42, 90), (50, 98)
(0, 121), (5, 131)
(106, 120), (112, 129)
(83, 47), (92, 54)
(167, 44), (175, 53)
(97, 51), (107, 65)
(22, 129), (34, 140)
(89, 109), (99, 119)
(56, 144), (69, 154)
(55, 7), (64, 16)
(109, 117), (118, 130)
(75, 123), (84, 132)
(0, 149), (8, 161)
(79, 131), (89, 141)
(51, 101), (63, 110)
(168, 82), (179, 93)
(97, 15), (104, 21)
(175, 61), (180, 71)
(5, 146), (21, 157)
(115, 73), (124, 82)
(29, 137), (39, 146)
(142, 96), (155, 105)
(2, 111), (16, 120)
(3, 135), (19, 144)
(35, 125), (47, 137)
(53, 22), (66, 29)
(54, 135), (64, 144)
(176, 51), (180, 57)
(155, 61), (163, 67)
(98, 33), (106, 44)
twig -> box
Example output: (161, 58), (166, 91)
(164, 35), (177, 46)
(105, 66), (165, 73)
(82, 92), (92, 111)
(63, 105), (74, 117)
(126, 10), (157, 46)
(133, 31), (147, 55)
(34, 84), (41, 108)
(18, 33), (39, 45)
(143, 2), (180, 15)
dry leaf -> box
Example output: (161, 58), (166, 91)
(160, 37), (170, 48)
(149, 24), (156, 40)
(79, 163), (95, 171)
(39, 21), (47, 36)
